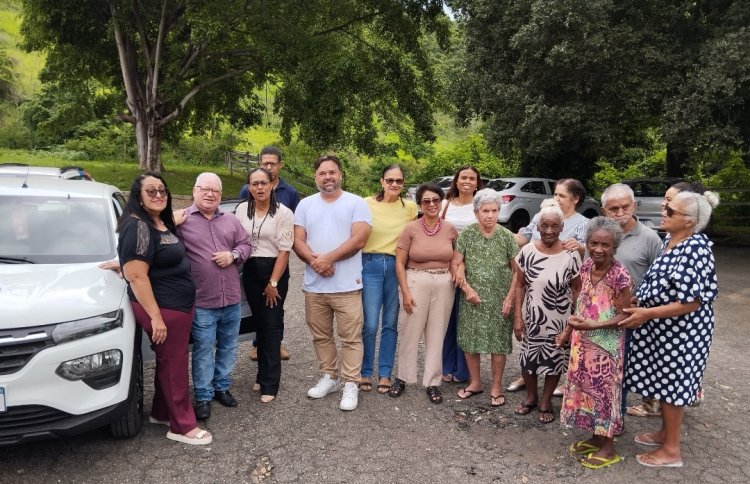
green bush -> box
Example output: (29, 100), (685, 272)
(169, 127), (241, 166)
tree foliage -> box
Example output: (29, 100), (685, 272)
(21, 0), (449, 171)
(450, 0), (750, 182)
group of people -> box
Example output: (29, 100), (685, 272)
(116, 149), (720, 471)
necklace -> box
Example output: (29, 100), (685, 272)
(251, 210), (269, 250)
(421, 217), (442, 236)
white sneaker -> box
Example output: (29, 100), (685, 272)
(307, 374), (342, 399)
(339, 382), (359, 411)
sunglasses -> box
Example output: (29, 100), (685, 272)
(420, 197), (441, 206)
(384, 178), (404, 186)
(142, 187), (168, 198)
(664, 204), (688, 218)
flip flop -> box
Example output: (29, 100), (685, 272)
(579, 454), (622, 469)
(626, 404), (661, 417)
(636, 453), (683, 468)
(377, 383), (390, 394)
(441, 374), (454, 383)
(538, 408), (555, 424)
(490, 394), (506, 407)
(457, 388), (484, 399)
(513, 402), (537, 415)
(166, 429), (213, 446)
(634, 433), (662, 447)
(506, 380), (525, 392)
(569, 440), (600, 455)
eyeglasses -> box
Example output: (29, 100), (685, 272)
(664, 204), (688, 218)
(420, 197), (441, 206)
(384, 178), (404, 186)
(260, 161), (279, 168)
(142, 187), (168, 198)
(195, 186), (222, 195)
(250, 180), (269, 187)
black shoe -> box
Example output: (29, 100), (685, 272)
(194, 400), (211, 420)
(213, 390), (238, 407)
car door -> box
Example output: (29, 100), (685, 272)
(518, 180), (548, 216)
(631, 180), (672, 229)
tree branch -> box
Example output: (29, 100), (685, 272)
(312, 12), (380, 37)
(151, 0), (169, 101)
(159, 64), (256, 126)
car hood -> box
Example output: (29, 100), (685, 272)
(0, 264), (128, 328)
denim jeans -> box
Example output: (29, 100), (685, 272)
(442, 289), (469, 382)
(361, 253), (399, 379)
(191, 303), (241, 401)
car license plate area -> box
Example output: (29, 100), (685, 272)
(0, 386), (6, 412)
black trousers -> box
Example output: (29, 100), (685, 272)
(243, 257), (289, 395)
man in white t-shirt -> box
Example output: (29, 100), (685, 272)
(293, 154), (372, 411)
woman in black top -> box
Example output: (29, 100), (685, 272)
(118, 172), (211, 445)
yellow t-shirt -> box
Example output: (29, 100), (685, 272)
(363, 196), (418, 255)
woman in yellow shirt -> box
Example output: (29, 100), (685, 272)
(360, 165), (418, 393)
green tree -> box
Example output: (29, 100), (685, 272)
(21, 0), (449, 172)
(450, 0), (750, 181)
(0, 45), (14, 102)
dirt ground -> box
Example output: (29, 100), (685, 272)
(1, 241), (747, 483)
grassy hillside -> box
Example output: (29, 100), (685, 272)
(0, 0), (44, 97)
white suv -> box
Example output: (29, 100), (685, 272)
(0, 176), (142, 445)
(486, 178), (601, 233)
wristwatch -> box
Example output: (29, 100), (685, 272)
(231, 250), (239, 261)
(270, 280), (278, 288)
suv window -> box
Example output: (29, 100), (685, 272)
(631, 181), (671, 198)
(0, 195), (116, 263)
(521, 181), (546, 195)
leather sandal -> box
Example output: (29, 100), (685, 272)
(388, 379), (405, 398)
(426, 385), (443, 404)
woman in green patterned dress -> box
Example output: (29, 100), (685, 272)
(452, 189), (519, 406)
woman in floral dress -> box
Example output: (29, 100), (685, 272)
(560, 217), (632, 469)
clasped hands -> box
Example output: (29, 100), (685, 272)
(310, 252), (335, 277)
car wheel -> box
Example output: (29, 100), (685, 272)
(509, 210), (530, 233)
(582, 209), (599, 219)
(110, 330), (144, 438)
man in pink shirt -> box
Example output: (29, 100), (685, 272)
(176, 172), (251, 419)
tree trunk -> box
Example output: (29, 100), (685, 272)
(666, 143), (687, 178)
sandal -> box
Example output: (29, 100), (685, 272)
(513, 402), (537, 415)
(166, 429), (213, 445)
(538, 408), (555, 424)
(569, 440), (600, 455)
(426, 386), (443, 404)
(441, 374), (453, 383)
(377, 378), (390, 394)
(626, 404), (661, 417)
(490, 394), (506, 407)
(457, 387), (484, 400)
(579, 454), (622, 469)
(388, 379), (405, 398)
(359, 380), (373, 392)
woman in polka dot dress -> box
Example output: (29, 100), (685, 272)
(620, 190), (720, 468)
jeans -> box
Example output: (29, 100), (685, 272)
(361, 253), (399, 379)
(442, 289), (469, 382)
(243, 257), (289, 395)
(191, 303), (241, 402)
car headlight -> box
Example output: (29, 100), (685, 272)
(51, 310), (124, 345)
(56, 349), (122, 384)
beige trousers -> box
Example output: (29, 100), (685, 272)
(396, 270), (455, 387)
(303, 290), (364, 383)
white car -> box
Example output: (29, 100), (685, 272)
(0, 164), (93, 181)
(485, 177), (601, 233)
(622, 178), (683, 230)
(0, 176), (142, 445)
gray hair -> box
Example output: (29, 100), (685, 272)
(675, 191), (720, 233)
(538, 198), (564, 221)
(601, 183), (635, 206)
(473, 188), (503, 211)
(585, 216), (623, 249)
(195, 172), (222, 189)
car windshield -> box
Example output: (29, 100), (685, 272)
(487, 180), (515, 191)
(0, 195), (116, 263)
(431, 177), (453, 188)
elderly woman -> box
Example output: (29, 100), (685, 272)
(441, 165), (484, 384)
(627, 180), (707, 419)
(390, 183), (458, 404)
(235, 168), (294, 403)
(559, 217), (632, 469)
(512, 199), (582, 423)
(118, 173), (211, 445)
(360, 164), (417, 394)
(620, 191), (720, 468)
(452, 189), (518, 406)
(508, 178), (590, 394)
